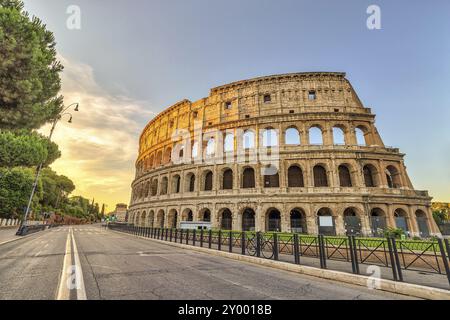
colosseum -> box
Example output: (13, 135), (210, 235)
(128, 72), (441, 238)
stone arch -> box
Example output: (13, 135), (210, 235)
(313, 164), (328, 187)
(164, 146), (172, 164)
(415, 209), (430, 237)
(155, 150), (163, 167)
(317, 207), (336, 236)
(241, 207), (256, 231)
(287, 164), (304, 187)
(242, 166), (256, 188)
(168, 209), (178, 228)
(172, 174), (181, 193)
(242, 129), (255, 149)
(261, 127), (279, 147)
(290, 208), (307, 234)
(308, 125), (323, 145)
(386, 165), (402, 188)
(219, 208), (233, 230)
(151, 178), (158, 196)
(262, 164), (279, 188)
(222, 168), (233, 190)
(148, 210), (155, 227)
(135, 211), (141, 225)
(332, 126), (346, 145)
(224, 133), (234, 153)
(343, 207), (362, 236)
(185, 172), (196, 192)
(394, 208), (409, 233)
(265, 208), (282, 232)
(181, 208), (194, 221)
(160, 176), (168, 195)
(156, 209), (165, 228)
(141, 211), (147, 226)
(198, 208), (211, 222)
(338, 164), (353, 187)
(285, 126), (300, 145)
(370, 208), (387, 237)
(363, 164), (379, 187)
(355, 125), (369, 146)
(202, 170), (213, 191)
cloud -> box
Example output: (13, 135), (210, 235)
(40, 55), (155, 211)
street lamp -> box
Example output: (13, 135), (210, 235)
(19, 103), (79, 230)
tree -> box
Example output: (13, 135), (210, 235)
(0, 129), (61, 167)
(0, 167), (39, 218)
(0, 0), (64, 129)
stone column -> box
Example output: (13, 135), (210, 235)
(306, 215), (318, 235)
(334, 214), (346, 236)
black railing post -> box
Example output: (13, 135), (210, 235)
(318, 234), (327, 269)
(444, 239), (450, 263)
(241, 232), (246, 255)
(273, 233), (279, 261)
(186, 229), (189, 245)
(200, 229), (204, 247)
(193, 229), (196, 246)
(386, 237), (398, 281)
(218, 230), (222, 251)
(293, 234), (300, 264)
(174, 229), (178, 242)
(208, 229), (212, 249)
(256, 232), (261, 258)
(170, 229), (173, 242)
(165, 228), (168, 241)
(390, 237), (403, 282)
(348, 235), (357, 274)
(352, 236), (360, 274)
(437, 239), (450, 286)
(229, 231), (233, 253)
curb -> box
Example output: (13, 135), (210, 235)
(0, 227), (49, 247)
(111, 230), (450, 300)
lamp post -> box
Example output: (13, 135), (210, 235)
(20, 103), (79, 228)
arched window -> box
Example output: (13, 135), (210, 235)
(186, 173), (195, 192)
(160, 177), (168, 195)
(151, 178), (158, 196)
(338, 165), (352, 187)
(288, 165), (304, 187)
(242, 167), (255, 188)
(363, 165), (377, 187)
(206, 138), (215, 156)
(164, 147), (172, 163)
(290, 209), (307, 233)
(155, 151), (163, 167)
(332, 127), (345, 145)
(221, 209), (232, 230)
(201, 209), (211, 222)
(204, 171), (213, 191)
(172, 175), (181, 193)
(285, 127), (300, 145)
(309, 126), (323, 145)
(386, 165), (401, 188)
(178, 146), (184, 159)
(355, 127), (366, 146)
(242, 208), (255, 231)
(263, 165), (279, 188)
(313, 165), (328, 187)
(266, 209), (281, 232)
(262, 128), (278, 147)
(224, 133), (234, 152)
(394, 209), (409, 232)
(192, 141), (199, 158)
(243, 130), (255, 149)
(222, 169), (233, 190)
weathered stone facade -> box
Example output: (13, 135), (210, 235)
(128, 72), (440, 238)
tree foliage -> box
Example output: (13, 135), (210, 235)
(0, 0), (64, 129)
(0, 129), (61, 167)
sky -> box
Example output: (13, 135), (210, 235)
(22, 0), (450, 210)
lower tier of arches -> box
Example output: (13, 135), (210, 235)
(127, 201), (440, 238)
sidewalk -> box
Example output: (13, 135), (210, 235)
(0, 227), (20, 244)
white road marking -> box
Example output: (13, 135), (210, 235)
(71, 228), (87, 300)
(56, 230), (72, 300)
(56, 228), (87, 300)
(35, 251), (41, 257)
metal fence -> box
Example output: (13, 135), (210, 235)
(107, 223), (450, 288)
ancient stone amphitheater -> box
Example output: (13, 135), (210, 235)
(128, 72), (440, 238)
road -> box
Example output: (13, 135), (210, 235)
(0, 225), (416, 300)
